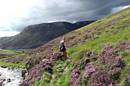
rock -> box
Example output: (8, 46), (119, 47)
(22, 69), (28, 79)
(0, 82), (3, 86)
(0, 78), (5, 86)
(7, 78), (11, 83)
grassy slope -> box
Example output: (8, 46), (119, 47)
(31, 8), (130, 86)
(0, 50), (26, 68)
(67, 8), (130, 85)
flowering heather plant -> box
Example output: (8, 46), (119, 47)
(98, 44), (117, 64)
(89, 71), (112, 86)
(69, 53), (96, 86)
(117, 42), (130, 50)
(84, 63), (96, 77)
(69, 57), (90, 86)
(98, 44), (124, 80)
(127, 76), (130, 82)
(99, 44), (124, 68)
(69, 44), (124, 86)
(22, 52), (64, 86)
(74, 59), (88, 70)
(69, 69), (80, 86)
(125, 76), (130, 86)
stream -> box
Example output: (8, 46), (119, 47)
(0, 67), (23, 86)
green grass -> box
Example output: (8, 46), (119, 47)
(0, 61), (25, 68)
(53, 64), (72, 86)
(118, 51), (130, 86)
(0, 49), (26, 68)
(67, 7), (130, 62)
(68, 27), (130, 62)
(33, 60), (73, 86)
(0, 49), (25, 55)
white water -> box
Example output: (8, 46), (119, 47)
(0, 67), (23, 86)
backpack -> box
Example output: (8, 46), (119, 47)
(60, 43), (66, 52)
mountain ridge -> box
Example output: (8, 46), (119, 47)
(0, 21), (94, 49)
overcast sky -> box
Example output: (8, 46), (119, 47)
(0, 0), (130, 37)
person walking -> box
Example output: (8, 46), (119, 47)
(59, 37), (67, 58)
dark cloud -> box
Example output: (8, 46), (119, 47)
(25, 0), (130, 24)
(0, 0), (130, 37)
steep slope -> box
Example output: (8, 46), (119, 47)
(22, 7), (130, 86)
(0, 21), (94, 49)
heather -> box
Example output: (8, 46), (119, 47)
(69, 44), (126, 86)
(20, 8), (130, 86)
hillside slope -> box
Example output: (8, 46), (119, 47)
(0, 21), (94, 49)
(22, 7), (130, 86)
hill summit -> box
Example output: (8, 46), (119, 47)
(0, 21), (94, 49)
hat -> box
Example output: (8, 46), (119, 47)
(60, 40), (64, 43)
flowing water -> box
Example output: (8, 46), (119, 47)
(0, 67), (23, 86)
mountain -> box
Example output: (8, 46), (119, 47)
(0, 21), (94, 49)
(20, 7), (130, 86)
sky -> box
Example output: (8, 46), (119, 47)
(0, 0), (130, 37)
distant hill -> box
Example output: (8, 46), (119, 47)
(0, 21), (94, 49)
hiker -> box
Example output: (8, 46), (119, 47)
(59, 38), (67, 58)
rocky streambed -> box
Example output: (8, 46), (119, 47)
(0, 67), (23, 86)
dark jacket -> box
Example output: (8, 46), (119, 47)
(59, 43), (66, 52)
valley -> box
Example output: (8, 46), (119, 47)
(0, 7), (130, 86)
